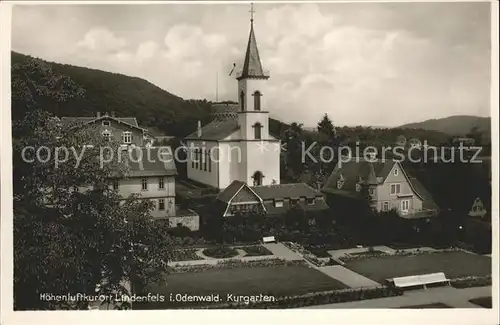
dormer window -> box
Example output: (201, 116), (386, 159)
(275, 200), (283, 208)
(102, 121), (110, 127)
(337, 180), (344, 189)
(307, 198), (315, 205)
(253, 91), (262, 111)
(355, 184), (361, 192)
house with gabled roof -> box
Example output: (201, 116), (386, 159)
(322, 157), (439, 219)
(216, 180), (329, 217)
(59, 113), (199, 230)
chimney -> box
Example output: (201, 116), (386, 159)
(197, 120), (202, 137)
(111, 111), (116, 117)
(96, 112), (101, 118)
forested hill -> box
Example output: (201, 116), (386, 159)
(399, 115), (491, 138)
(11, 51), (217, 137)
(12, 51), (457, 145)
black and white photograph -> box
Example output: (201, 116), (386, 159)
(0, 0), (498, 324)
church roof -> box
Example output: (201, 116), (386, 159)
(185, 120), (240, 141)
(237, 22), (268, 80)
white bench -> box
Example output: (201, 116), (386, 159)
(262, 236), (276, 244)
(388, 272), (450, 289)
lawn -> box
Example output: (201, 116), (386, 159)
(344, 251), (491, 283)
(399, 303), (451, 308)
(135, 265), (348, 309)
(469, 296), (492, 308)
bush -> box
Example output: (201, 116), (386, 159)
(172, 258), (306, 273)
(240, 245), (274, 257)
(202, 246), (239, 259)
(182, 237), (195, 246)
(306, 245), (331, 258)
(450, 275), (491, 288)
(170, 249), (203, 262)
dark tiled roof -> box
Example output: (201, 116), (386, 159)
(297, 199), (329, 211)
(216, 180), (246, 203)
(61, 116), (141, 129)
(145, 126), (167, 137)
(238, 23), (267, 79)
(124, 147), (177, 177)
(251, 183), (323, 200)
(323, 158), (393, 194)
(408, 177), (439, 211)
(185, 120), (240, 141)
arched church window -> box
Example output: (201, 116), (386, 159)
(253, 122), (262, 140)
(253, 91), (261, 111)
(253, 171), (263, 186)
(240, 90), (245, 111)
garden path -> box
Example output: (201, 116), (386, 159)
(316, 266), (381, 288)
(263, 243), (303, 261)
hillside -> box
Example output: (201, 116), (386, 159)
(12, 51), (461, 146)
(11, 51), (217, 137)
(398, 115), (491, 137)
(12, 51), (292, 138)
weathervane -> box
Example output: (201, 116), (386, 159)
(250, 3), (255, 23)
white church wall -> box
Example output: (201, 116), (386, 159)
(186, 140), (219, 188)
(243, 141), (280, 186)
(217, 142), (245, 189)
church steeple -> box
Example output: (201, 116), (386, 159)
(237, 3), (269, 80)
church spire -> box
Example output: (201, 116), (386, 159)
(237, 3), (269, 80)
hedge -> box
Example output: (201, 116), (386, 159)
(450, 275), (492, 288)
(201, 286), (403, 309)
(172, 258), (307, 274)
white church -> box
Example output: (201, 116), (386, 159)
(185, 11), (281, 190)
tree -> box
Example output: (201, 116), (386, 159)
(466, 126), (483, 146)
(284, 122), (305, 177)
(317, 113), (335, 139)
(12, 62), (171, 310)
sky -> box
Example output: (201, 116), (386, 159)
(11, 2), (492, 127)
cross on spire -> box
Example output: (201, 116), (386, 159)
(250, 3), (255, 23)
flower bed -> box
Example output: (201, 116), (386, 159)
(172, 258), (307, 274)
(450, 275), (492, 289)
(305, 245), (332, 258)
(170, 249), (204, 262)
(202, 246), (239, 259)
(240, 245), (274, 257)
(201, 286), (403, 309)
